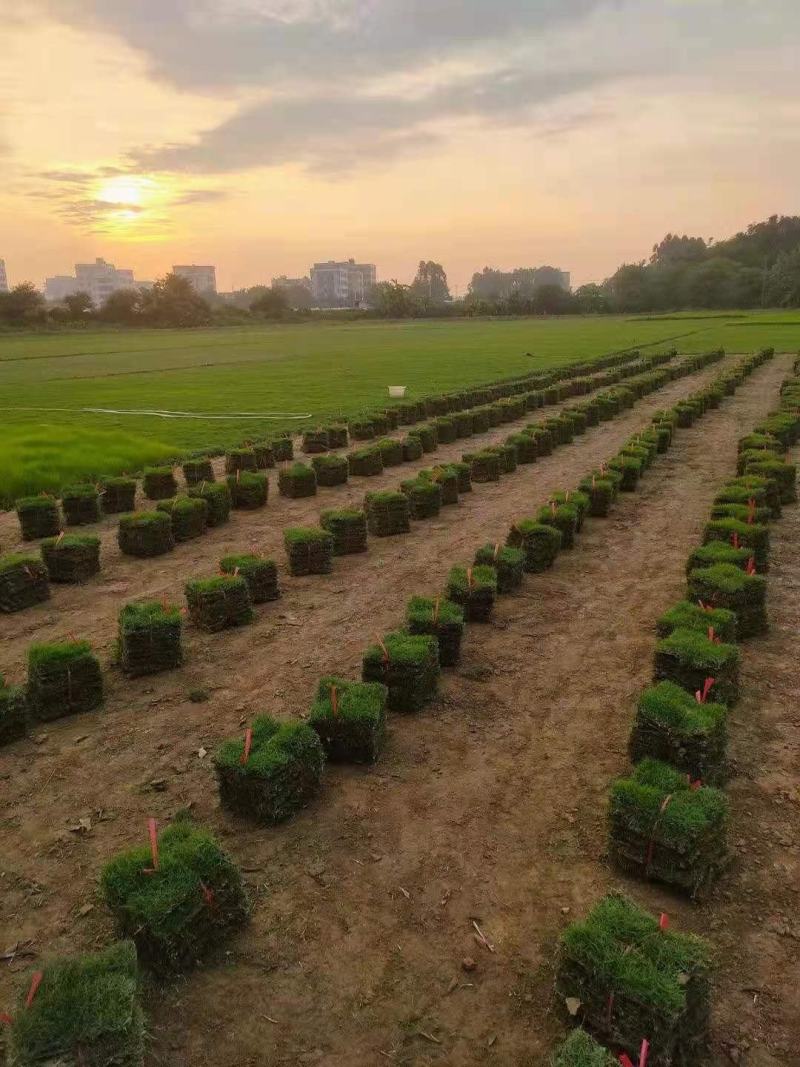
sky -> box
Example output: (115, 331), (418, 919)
(1, 0), (799, 294)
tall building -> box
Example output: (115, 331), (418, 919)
(173, 264), (217, 294)
(0, 259), (8, 293)
(45, 258), (140, 304)
(310, 259), (377, 307)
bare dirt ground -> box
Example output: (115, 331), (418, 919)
(0, 354), (797, 1066)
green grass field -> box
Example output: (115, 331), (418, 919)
(2, 311), (798, 505)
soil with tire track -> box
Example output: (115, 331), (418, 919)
(0, 354), (796, 1067)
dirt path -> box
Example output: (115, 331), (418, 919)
(0, 355), (794, 1067)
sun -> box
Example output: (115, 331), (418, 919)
(95, 175), (154, 208)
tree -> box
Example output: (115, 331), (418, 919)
(765, 246), (800, 307)
(649, 234), (707, 266)
(0, 282), (46, 326)
(139, 273), (212, 327)
(679, 257), (747, 309)
(63, 291), (94, 321)
(574, 283), (611, 314)
(369, 281), (420, 318)
(604, 263), (652, 312)
(410, 260), (450, 304)
(531, 284), (574, 315)
(98, 288), (145, 325)
(713, 215), (800, 268)
(250, 287), (288, 319)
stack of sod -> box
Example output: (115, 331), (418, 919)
(220, 554), (280, 603)
(348, 446), (384, 477)
(362, 631), (440, 712)
(365, 490), (411, 536)
(226, 471), (268, 509)
(278, 462), (317, 498)
(253, 441), (275, 468)
(309, 676), (388, 763)
(550, 489), (590, 532)
(405, 595), (464, 667)
(326, 423), (349, 448)
(100, 476), (138, 514)
(402, 435), (424, 462)
(609, 758), (728, 895)
(687, 563), (767, 639)
(312, 454), (349, 487)
(471, 407), (491, 433)
(0, 674), (27, 746)
(371, 414), (391, 437)
(214, 717), (324, 823)
(474, 543), (525, 593)
(157, 495), (209, 541)
(16, 496), (61, 541)
(630, 681), (727, 784)
(728, 474), (782, 517)
(185, 575), (253, 632)
(118, 511), (175, 558)
(4, 941), (144, 1066)
(27, 640), (103, 721)
(101, 820), (249, 972)
(271, 435), (294, 461)
(544, 415), (573, 444)
(0, 554), (50, 612)
(507, 519), (562, 572)
(450, 460), (472, 493)
(654, 627), (740, 706)
(143, 466), (178, 501)
(538, 501), (579, 549)
(507, 432), (537, 464)
(454, 410), (474, 436)
(396, 401), (422, 425)
(486, 442), (517, 473)
(409, 423), (438, 452)
(118, 601), (183, 676)
(555, 893), (712, 1063)
(41, 534), (101, 582)
(423, 465), (459, 504)
(445, 564), (497, 622)
(301, 428), (329, 454)
(377, 437), (404, 467)
(401, 477), (442, 519)
(656, 600), (737, 643)
(525, 425), (553, 455)
(464, 449), (501, 482)
(608, 454), (642, 491)
(382, 408), (400, 430)
(182, 457), (215, 485)
(578, 474), (616, 517)
(550, 1030), (616, 1067)
(187, 482), (231, 527)
(283, 526), (334, 575)
(685, 541), (752, 575)
(225, 447), (258, 473)
(702, 517), (770, 573)
(349, 418), (376, 441)
(321, 508), (368, 555)
(62, 484), (102, 525)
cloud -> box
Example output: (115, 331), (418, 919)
(171, 188), (230, 205)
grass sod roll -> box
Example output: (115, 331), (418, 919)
(101, 820), (249, 972)
(283, 526), (334, 575)
(61, 483), (102, 526)
(312, 454), (349, 486)
(736, 447), (781, 477)
(362, 631), (440, 713)
(0, 676), (28, 746)
(710, 501), (772, 526)
(433, 416), (458, 444)
(278, 462), (317, 498)
(214, 716), (324, 823)
(325, 423), (349, 448)
(550, 489), (590, 531)
(550, 1030), (617, 1066)
(537, 502), (579, 549)
(118, 511), (175, 558)
(726, 474), (782, 517)
(401, 477), (442, 519)
(100, 476), (138, 513)
(185, 575), (254, 632)
(409, 423), (439, 452)
(445, 564), (497, 622)
(224, 447), (258, 473)
(301, 428), (330, 454)
(320, 508), (368, 555)
(253, 441), (275, 468)
(507, 519), (562, 572)
(422, 465), (459, 505)
(486, 442), (517, 473)
(453, 410), (474, 437)
(607, 454), (643, 491)
(156, 495), (209, 541)
(380, 409), (400, 431)
(220, 554), (280, 603)
(578, 475), (615, 517)
(685, 541), (753, 575)
(271, 435), (294, 461)
(142, 466), (178, 501)
(41, 534), (100, 583)
(376, 437), (404, 467)
(371, 413), (391, 437)
(309, 676), (388, 763)
(656, 600), (737, 643)
(687, 563), (768, 639)
(4, 941), (145, 1067)
(630, 680), (728, 784)
(650, 423), (673, 452)
(182, 457), (215, 485)
(16, 496), (62, 541)
(524, 425), (553, 455)
(27, 640), (103, 721)
(737, 431), (781, 455)
(744, 457), (796, 504)
(119, 601), (183, 677)
(474, 542), (525, 593)
(714, 478), (780, 519)
(349, 418), (376, 441)
(703, 517), (770, 572)
(654, 627), (740, 705)
(555, 892), (712, 1064)
(405, 594), (465, 667)
(609, 758), (729, 895)
(401, 435), (424, 461)
(227, 470), (269, 509)
(365, 490), (411, 536)
(464, 449), (502, 482)
(348, 445), (384, 477)
(471, 407), (491, 433)
(187, 481), (231, 526)
(448, 460), (472, 493)
(0, 554), (50, 612)
(507, 432), (537, 464)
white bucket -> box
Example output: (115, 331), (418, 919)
(388, 385), (407, 398)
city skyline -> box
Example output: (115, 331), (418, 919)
(2, 3), (799, 293)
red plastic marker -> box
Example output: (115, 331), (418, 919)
(466, 565), (474, 589)
(659, 913), (669, 931)
(746, 557), (756, 575)
(639, 1039), (650, 1067)
(330, 685), (339, 718)
(695, 677), (715, 704)
(25, 971), (43, 1010)
(493, 542), (501, 560)
(619, 1056), (635, 1067)
(142, 818), (160, 874)
(240, 727), (253, 765)
(0, 1012), (13, 1025)
(731, 531), (740, 549)
(747, 497), (756, 525)
(376, 636), (389, 663)
(199, 881), (216, 907)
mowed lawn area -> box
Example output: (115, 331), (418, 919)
(1, 311), (799, 503)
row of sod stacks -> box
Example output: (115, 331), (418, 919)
(27, 640), (104, 721)
(321, 508), (368, 554)
(555, 893), (712, 1065)
(362, 632), (440, 712)
(308, 677), (388, 763)
(225, 447), (257, 473)
(188, 482), (231, 526)
(183, 457), (215, 485)
(366, 491), (411, 536)
(608, 758), (728, 895)
(279, 462), (317, 498)
(220, 554), (280, 602)
(401, 477), (441, 518)
(143, 466), (178, 500)
(227, 470), (268, 509)
(0, 675), (27, 745)
(0, 553), (50, 612)
(214, 717), (325, 824)
(406, 595), (465, 666)
(185, 575), (253, 632)
(118, 511), (175, 558)
(157, 495), (209, 541)
(41, 534), (100, 582)
(446, 564), (497, 622)
(284, 526), (334, 575)
(312, 454), (349, 486)
(118, 601), (183, 676)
